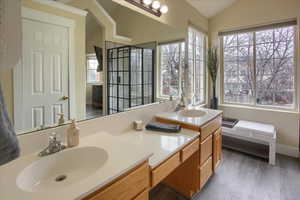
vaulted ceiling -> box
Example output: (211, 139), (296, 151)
(59, 0), (237, 19)
(185, 0), (238, 18)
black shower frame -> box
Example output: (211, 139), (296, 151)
(107, 45), (155, 114)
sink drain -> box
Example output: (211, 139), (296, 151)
(55, 175), (67, 182)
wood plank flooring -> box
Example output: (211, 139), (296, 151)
(150, 149), (300, 200)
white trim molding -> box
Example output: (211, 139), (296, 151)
(93, 0), (132, 43)
(32, 0), (88, 16)
(276, 143), (299, 158)
(22, 7), (75, 27)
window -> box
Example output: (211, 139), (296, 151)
(159, 42), (185, 97)
(158, 28), (206, 105)
(188, 27), (206, 105)
(222, 24), (296, 109)
(86, 54), (101, 84)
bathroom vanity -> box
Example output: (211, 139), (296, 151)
(155, 108), (223, 197)
(0, 106), (222, 200)
(84, 108), (223, 200)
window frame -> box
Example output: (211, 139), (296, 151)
(86, 53), (101, 84)
(220, 25), (298, 111)
(157, 40), (185, 99)
(187, 27), (207, 106)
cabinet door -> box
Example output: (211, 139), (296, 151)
(213, 128), (222, 171)
(200, 156), (213, 190)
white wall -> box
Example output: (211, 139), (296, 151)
(85, 12), (104, 106)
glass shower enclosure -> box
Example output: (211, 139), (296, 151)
(107, 45), (154, 114)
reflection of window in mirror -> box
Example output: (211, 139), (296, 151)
(158, 28), (207, 105)
(158, 41), (185, 99)
(86, 54), (101, 84)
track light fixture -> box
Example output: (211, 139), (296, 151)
(151, 1), (161, 9)
(124, 0), (168, 17)
(142, 0), (152, 5)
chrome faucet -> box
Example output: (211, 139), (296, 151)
(174, 93), (186, 112)
(38, 133), (66, 157)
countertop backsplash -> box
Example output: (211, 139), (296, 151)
(17, 101), (176, 156)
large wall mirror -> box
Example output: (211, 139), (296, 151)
(0, 0), (188, 135)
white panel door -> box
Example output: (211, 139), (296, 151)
(18, 19), (69, 131)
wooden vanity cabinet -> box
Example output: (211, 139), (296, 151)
(200, 116), (222, 141)
(151, 152), (181, 187)
(84, 162), (150, 200)
(181, 139), (200, 162)
(200, 156), (213, 189)
(155, 114), (222, 198)
(200, 135), (212, 165)
(134, 189), (149, 200)
(213, 128), (222, 171)
(163, 150), (200, 198)
(199, 115), (222, 188)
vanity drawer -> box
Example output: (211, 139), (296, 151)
(200, 135), (212, 165)
(181, 138), (200, 162)
(200, 156), (213, 190)
(151, 152), (181, 187)
(87, 162), (149, 200)
(134, 189), (149, 200)
(200, 116), (222, 141)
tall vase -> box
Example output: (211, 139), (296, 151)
(210, 84), (218, 110)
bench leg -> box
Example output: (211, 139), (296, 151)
(269, 141), (276, 165)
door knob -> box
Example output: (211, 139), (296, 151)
(61, 96), (69, 100)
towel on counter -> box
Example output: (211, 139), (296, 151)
(0, 83), (20, 166)
(145, 122), (181, 133)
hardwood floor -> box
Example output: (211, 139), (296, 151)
(150, 149), (300, 200)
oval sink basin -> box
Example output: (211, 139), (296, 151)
(17, 146), (108, 192)
(178, 109), (207, 118)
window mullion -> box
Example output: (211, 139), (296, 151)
(272, 29), (276, 104)
(237, 35), (240, 104)
(193, 32), (196, 104)
(193, 32), (197, 105)
(253, 32), (257, 106)
(179, 43), (182, 96)
(293, 26), (297, 109)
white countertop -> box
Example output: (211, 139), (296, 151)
(116, 128), (200, 168)
(0, 133), (152, 200)
(155, 107), (223, 128)
(0, 128), (199, 200)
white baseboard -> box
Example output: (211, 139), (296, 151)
(276, 144), (299, 158)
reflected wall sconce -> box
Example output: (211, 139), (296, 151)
(124, 0), (168, 17)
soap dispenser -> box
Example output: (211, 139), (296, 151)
(58, 113), (65, 125)
(67, 119), (80, 148)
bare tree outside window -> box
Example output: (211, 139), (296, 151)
(159, 42), (185, 97)
(223, 26), (295, 108)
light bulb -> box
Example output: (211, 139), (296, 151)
(160, 5), (168, 13)
(143, 0), (152, 5)
(152, 1), (161, 9)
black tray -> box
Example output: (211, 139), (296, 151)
(222, 117), (239, 128)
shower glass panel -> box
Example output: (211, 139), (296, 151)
(107, 46), (154, 115)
